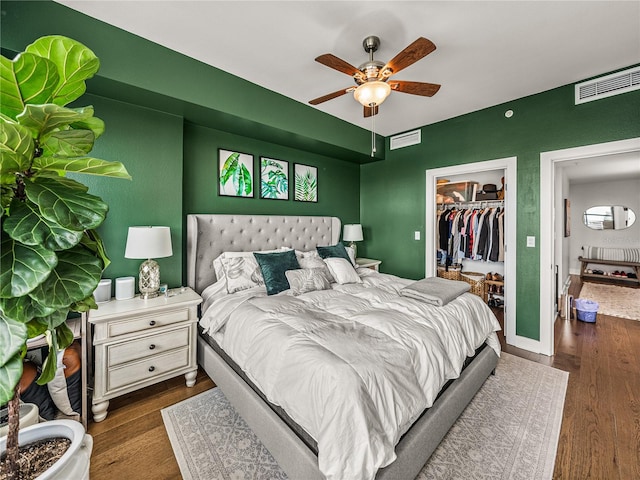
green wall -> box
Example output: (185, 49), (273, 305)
(183, 123), (360, 218)
(362, 84), (640, 339)
(69, 95), (186, 291)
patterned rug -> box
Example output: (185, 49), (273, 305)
(578, 282), (640, 321)
(162, 353), (568, 480)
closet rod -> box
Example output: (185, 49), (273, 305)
(437, 200), (504, 208)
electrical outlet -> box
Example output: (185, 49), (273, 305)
(414, 231), (421, 240)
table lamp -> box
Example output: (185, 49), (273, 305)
(125, 226), (173, 299)
(343, 224), (364, 259)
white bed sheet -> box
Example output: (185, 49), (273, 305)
(199, 270), (501, 480)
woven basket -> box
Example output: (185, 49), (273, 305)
(460, 271), (485, 297)
(437, 265), (462, 281)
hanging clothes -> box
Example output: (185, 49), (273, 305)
(436, 203), (505, 264)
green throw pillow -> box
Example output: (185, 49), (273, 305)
(254, 249), (301, 295)
(316, 242), (353, 265)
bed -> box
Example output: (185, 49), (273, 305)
(187, 214), (500, 480)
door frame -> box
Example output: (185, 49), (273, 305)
(425, 156), (518, 348)
(539, 137), (640, 355)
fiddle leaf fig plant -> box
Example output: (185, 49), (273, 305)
(0, 35), (130, 476)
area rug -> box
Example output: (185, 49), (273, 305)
(578, 282), (640, 321)
(162, 353), (568, 480)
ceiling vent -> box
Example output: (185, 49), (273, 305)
(390, 129), (421, 150)
(575, 66), (640, 104)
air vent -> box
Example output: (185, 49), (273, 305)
(575, 66), (640, 104)
(390, 129), (421, 150)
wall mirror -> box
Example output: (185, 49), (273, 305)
(583, 205), (636, 230)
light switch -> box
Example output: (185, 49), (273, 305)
(414, 231), (421, 240)
(526, 236), (536, 248)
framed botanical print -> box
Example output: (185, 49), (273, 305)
(260, 157), (289, 200)
(218, 149), (254, 197)
(294, 163), (318, 202)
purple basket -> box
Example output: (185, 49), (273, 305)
(575, 298), (598, 323)
(576, 308), (597, 323)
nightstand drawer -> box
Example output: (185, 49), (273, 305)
(107, 308), (190, 338)
(107, 326), (190, 367)
(107, 347), (190, 391)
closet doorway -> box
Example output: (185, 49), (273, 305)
(426, 157), (518, 348)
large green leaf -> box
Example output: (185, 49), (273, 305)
(220, 152), (239, 188)
(38, 343), (58, 386)
(0, 315), (28, 366)
(0, 53), (59, 120)
(70, 294), (97, 313)
(0, 295), (56, 324)
(3, 198), (84, 250)
(25, 36), (100, 106)
(34, 156), (131, 179)
(29, 246), (102, 309)
(42, 129), (95, 157)
(25, 176), (108, 231)
(17, 104), (94, 140)
(81, 229), (110, 270)
(0, 354), (23, 405)
(0, 231), (57, 298)
(232, 163), (252, 196)
(0, 119), (34, 175)
(69, 107), (105, 138)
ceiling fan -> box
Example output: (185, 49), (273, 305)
(309, 35), (441, 117)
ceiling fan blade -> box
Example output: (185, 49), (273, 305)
(383, 37), (436, 76)
(364, 105), (379, 117)
(389, 80), (441, 97)
(309, 87), (353, 105)
(315, 54), (360, 77)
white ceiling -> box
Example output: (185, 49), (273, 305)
(56, 0), (640, 138)
(560, 151), (640, 184)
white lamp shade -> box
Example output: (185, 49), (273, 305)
(343, 224), (364, 242)
(125, 226), (173, 259)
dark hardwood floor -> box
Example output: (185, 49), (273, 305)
(88, 277), (640, 479)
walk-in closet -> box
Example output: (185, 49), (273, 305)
(435, 169), (506, 309)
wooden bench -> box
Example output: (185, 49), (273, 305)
(578, 256), (640, 287)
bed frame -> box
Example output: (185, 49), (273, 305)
(187, 214), (499, 479)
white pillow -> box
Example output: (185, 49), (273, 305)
(295, 250), (335, 283)
(323, 257), (362, 285)
(344, 245), (356, 265)
(285, 268), (331, 295)
(213, 249), (285, 293)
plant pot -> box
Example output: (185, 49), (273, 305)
(0, 419), (92, 480)
(0, 403), (40, 437)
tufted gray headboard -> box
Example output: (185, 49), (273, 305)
(186, 214), (341, 294)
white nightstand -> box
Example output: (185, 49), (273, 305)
(356, 258), (382, 271)
(88, 287), (202, 422)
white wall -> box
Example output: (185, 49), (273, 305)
(554, 170), (571, 303)
(569, 177), (640, 273)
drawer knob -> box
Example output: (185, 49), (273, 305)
(149, 320), (156, 326)
(149, 344), (156, 350)
(148, 366), (155, 372)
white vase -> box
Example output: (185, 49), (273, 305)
(0, 419), (92, 480)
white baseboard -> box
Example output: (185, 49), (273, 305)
(507, 334), (550, 356)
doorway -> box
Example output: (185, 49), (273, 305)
(426, 156), (518, 348)
(539, 137), (640, 356)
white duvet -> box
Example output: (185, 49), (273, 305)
(199, 270), (501, 480)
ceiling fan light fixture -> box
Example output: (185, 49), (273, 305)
(354, 81), (391, 107)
